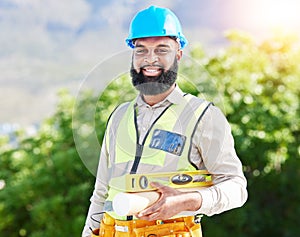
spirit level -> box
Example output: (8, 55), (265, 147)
(123, 170), (213, 192)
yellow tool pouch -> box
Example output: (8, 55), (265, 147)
(133, 221), (190, 237)
(91, 213), (202, 237)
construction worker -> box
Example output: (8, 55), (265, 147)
(82, 5), (248, 237)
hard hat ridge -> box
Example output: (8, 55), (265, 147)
(126, 5), (188, 49)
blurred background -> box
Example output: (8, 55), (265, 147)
(1, 0), (300, 128)
(0, 0), (299, 236)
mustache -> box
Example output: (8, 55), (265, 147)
(140, 64), (164, 70)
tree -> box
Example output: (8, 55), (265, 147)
(189, 31), (300, 237)
(0, 90), (95, 236)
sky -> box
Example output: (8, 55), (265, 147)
(0, 0), (299, 127)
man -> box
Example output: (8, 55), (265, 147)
(82, 5), (247, 237)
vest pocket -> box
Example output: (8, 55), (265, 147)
(174, 232), (191, 237)
(189, 223), (202, 237)
(133, 222), (187, 237)
(114, 231), (131, 237)
(99, 219), (115, 237)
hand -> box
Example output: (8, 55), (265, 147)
(137, 182), (202, 221)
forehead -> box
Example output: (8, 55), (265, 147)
(134, 36), (178, 48)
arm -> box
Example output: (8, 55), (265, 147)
(195, 105), (248, 216)
(82, 133), (110, 237)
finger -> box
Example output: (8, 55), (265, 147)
(146, 212), (161, 221)
(138, 203), (161, 217)
(150, 182), (170, 192)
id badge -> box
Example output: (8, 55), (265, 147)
(149, 129), (186, 156)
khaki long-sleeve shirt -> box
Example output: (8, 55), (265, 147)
(82, 86), (248, 237)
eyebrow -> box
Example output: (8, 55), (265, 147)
(134, 43), (171, 48)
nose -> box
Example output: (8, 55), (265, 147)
(144, 50), (158, 64)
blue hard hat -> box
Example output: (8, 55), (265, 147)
(126, 5), (188, 49)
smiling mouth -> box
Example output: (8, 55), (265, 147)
(142, 67), (162, 77)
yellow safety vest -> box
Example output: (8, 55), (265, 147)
(104, 94), (212, 219)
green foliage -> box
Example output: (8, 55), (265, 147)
(195, 31), (300, 237)
(0, 90), (94, 236)
(0, 31), (299, 236)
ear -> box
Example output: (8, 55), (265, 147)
(176, 50), (183, 61)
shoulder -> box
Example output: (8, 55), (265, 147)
(107, 102), (131, 125)
(184, 93), (207, 104)
(112, 102), (131, 115)
(184, 93), (214, 114)
(203, 104), (227, 120)
(181, 93), (229, 127)
(199, 103), (232, 132)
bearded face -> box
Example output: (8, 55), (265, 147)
(130, 57), (178, 95)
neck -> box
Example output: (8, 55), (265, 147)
(142, 84), (175, 106)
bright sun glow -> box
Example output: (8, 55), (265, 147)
(260, 0), (300, 29)
(236, 0), (300, 34)
(260, 0), (300, 31)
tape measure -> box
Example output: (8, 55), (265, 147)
(124, 170), (213, 192)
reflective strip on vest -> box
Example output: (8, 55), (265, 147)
(104, 94), (212, 219)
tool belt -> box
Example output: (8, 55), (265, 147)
(91, 213), (202, 237)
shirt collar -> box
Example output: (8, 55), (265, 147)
(135, 85), (185, 108)
(165, 85), (185, 105)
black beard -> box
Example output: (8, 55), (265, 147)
(130, 58), (178, 95)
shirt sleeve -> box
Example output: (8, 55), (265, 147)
(193, 105), (248, 216)
(82, 132), (110, 237)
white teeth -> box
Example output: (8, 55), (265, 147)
(145, 69), (158, 72)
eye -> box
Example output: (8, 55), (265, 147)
(134, 48), (148, 55)
(155, 48), (169, 55)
